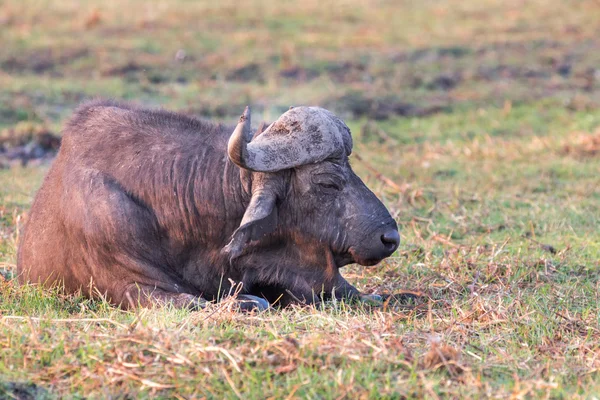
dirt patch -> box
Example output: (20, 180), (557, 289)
(330, 91), (449, 120)
(101, 62), (179, 84)
(226, 63), (265, 83)
(324, 61), (369, 84)
(0, 123), (61, 168)
(474, 64), (550, 81)
(101, 61), (145, 77)
(392, 39), (600, 99)
(279, 65), (320, 81)
(391, 45), (472, 63)
(1, 48), (89, 76)
(425, 74), (462, 90)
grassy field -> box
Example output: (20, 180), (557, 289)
(1, 0), (600, 398)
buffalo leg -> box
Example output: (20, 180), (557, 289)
(76, 175), (269, 311)
(65, 169), (208, 309)
(122, 284), (268, 311)
(331, 274), (383, 304)
(249, 272), (377, 307)
(122, 284), (207, 309)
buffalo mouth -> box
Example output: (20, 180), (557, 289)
(347, 246), (392, 267)
(333, 248), (387, 268)
(333, 224), (400, 267)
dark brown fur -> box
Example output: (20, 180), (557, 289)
(17, 100), (399, 309)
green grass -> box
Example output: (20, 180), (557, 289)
(2, 0), (600, 398)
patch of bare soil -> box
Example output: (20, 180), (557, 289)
(278, 65), (320, 81)
(0, 123), (60, 168)
(1, 48), (89, 76)
(101, 61), (146, 77)
(330, 91), (449, 120)
(226, 63), (265, 83)
(324, 61), (369, 84)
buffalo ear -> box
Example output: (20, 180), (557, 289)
(223, 191), (278, 260)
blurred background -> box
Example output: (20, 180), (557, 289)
(2, 1), (599, 128)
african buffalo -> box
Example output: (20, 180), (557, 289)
(17, 100), (400, 310)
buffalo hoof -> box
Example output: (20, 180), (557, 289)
(236, 294), (270, 312)
(358, 293), (384, 305)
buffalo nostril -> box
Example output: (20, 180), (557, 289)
(380, 230), (400, 251)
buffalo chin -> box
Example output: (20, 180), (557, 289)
(354, 258), (385, 267)
(332, 251), (384, 268)
(347, 247), (389, 267)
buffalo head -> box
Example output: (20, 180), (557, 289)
(224, 106), (399, 300)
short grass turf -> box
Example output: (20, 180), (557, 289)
(1, 0), (600, 398)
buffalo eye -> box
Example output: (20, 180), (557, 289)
(319, 182), (340, 190)
(312, 174), (345, 192)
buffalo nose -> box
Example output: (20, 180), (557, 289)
(380, 229), (400, 252)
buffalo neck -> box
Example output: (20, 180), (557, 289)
(172, 125), (251, 247)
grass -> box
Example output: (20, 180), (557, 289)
(1, 0), (600, 398)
